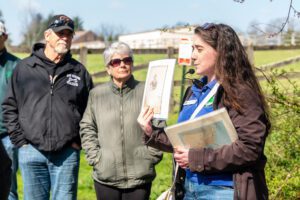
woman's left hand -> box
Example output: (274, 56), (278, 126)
(174, 147), (189, 169)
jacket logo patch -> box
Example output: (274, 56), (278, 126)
(66, 74), (80, 87)
(204, 96), (215, 107)
(6, 71), (13, 79)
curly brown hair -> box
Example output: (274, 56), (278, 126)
(194, 23), (269, 116)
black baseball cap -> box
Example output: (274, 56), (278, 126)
(48, 14), (74, 33)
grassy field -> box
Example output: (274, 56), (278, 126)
(13, 49), (300, 199)
(14, 48), (300, 77)
(254, 49), (300, 66)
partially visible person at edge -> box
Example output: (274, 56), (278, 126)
(2, 15), (93, 200)
(0, 21), (20, 200)
(80, 41), (163, 200)
(0, 135), (12, 200)
(138, 23), (270, 200)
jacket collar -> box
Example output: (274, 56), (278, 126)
(191, 76), (217, 98)
(26, 43), (80, 73)
(0, 48), (7, 66)
(0, 47), (6, 56)
(110, 75), (137, 95)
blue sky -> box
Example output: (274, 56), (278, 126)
(1, 0), (299, 45)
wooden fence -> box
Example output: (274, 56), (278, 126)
(93, 57), (300, 109)
(93, 55), (300, 81)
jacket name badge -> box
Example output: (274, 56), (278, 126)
(183, 99), (197, 106)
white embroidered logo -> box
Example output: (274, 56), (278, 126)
(66, 74), (80, 87)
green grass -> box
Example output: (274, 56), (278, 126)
(14, 49), (300, 77)
(72, 54), (167, 74)
(14, 53), (29, 59)
(254, 49), (300, 66)
(13, 52), (167, 74)
(256, 61), (300, 93)
(12, 49), (300, 199)
(76, 152), (174, 200)
(281, 62), (300, 72)
(77, 156), (96, 200)
(260, 78), (300, 94)
(94, 64), (195, 84)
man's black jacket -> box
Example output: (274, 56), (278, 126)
(2, 43), (93, 151)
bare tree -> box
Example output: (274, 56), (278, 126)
(235, 0), (300, 36)
(96, 23), (126, 43)
(0, 10), (3, 22)
(73, 16), (84, 31)
(21, 12), (46, 49)
(247, 20), (261, 36)
(172, 21), (190, 28)
(264, 18), (286, 34)
(43, 13), (55, 29)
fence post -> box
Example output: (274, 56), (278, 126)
(79, 46), (88, 66)
(179, 65), (187, 106)
(246, 41), (254, 66)
(167, 47), (174, 58)
(167, 47), (175, 112)
(291, 32), (296, 46)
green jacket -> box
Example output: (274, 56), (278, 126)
(80, 76), (163, 189)
(0, 49), (19, 135)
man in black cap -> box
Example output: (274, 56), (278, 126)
(2, 14), (93, 200)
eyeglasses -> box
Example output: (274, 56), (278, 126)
(110, 57), (133, 67)
(201, 23), (216, 30)
(49, 18), (74, 30)
(55, 30), (74, 38)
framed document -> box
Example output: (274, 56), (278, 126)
(142, 59), (176, 119)
(164, 108), (238, 149)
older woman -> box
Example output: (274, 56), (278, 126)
(138, 23), (270, 200)
(80, 42), (163, 200)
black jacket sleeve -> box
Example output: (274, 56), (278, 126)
(1, 66), (28, 147)
(143, 87), (193, 153)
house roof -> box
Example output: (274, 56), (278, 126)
(72, 30), (99, 43)
(71, 40), (105, 49)
(119, 25), (197, 37)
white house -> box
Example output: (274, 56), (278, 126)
(119, 26), (253, 49)
(71, 30), (105, 49)
(248, 32), (300, 46)
(118, 26), (196, 49)
(248, 34), (283, 46)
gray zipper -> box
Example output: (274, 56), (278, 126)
(49, 75), (55, 149)
(120, 87), (128, 186)
(49, 75), (59, 149)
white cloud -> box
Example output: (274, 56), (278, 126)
(108, 0), (123, 9)
(11, 0), (41, 12)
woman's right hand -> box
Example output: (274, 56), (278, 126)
(174, 147), (189, 169)
(137, 106), (154, 136)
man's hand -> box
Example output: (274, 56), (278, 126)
(137, 106), (154, 136)
(174, 147), (189, 169)
(71, 142), (81, 150)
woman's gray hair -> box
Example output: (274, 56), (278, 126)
(103, 42), (133, 67)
